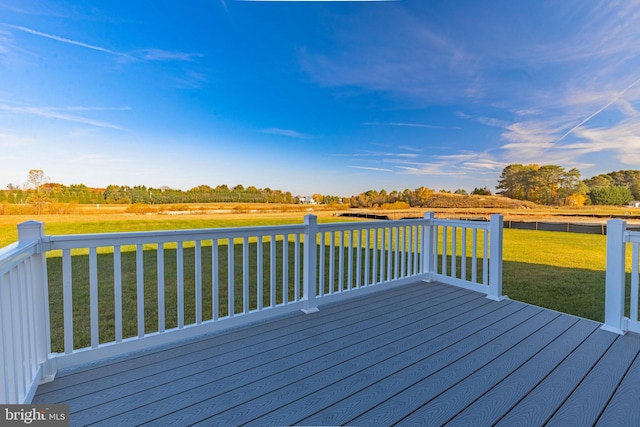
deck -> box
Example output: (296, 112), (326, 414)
(33, 281), (640, 426)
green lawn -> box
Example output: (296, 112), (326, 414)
(501, 229), (608, 322)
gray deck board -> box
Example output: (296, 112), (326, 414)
(31, 280), (640, 427)
(342, 310), (569, 427)
(183, 298), (527, 426)
(546, 330), (640, 426)
(67, 287), (477, 424)
(494, 327), (617, 426)
(36, 283), (438, 400)
(78, 288), (484, 426)
(443, 318), (598, 426)
(596, 334), (640, 426)
(285, 304), (544, 427)
(36, 282), (431, 394)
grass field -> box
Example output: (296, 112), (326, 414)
(0, 210), (350, 248)
(1, 205), (634, 352)
(3, 202), (639, 248)
(501, 229), (608, 321)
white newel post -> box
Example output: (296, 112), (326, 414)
(302, 215), (319, 314)
(602, 219), (627, 334)
(487, 214), (504, 301)
(422, 212), (435, 282)
(17, 221), (56, 385)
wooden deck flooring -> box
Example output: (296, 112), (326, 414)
(33, 281), (640, 426)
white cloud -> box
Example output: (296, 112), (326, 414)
(0, 27), (35, 65)
(434, 153), (505, 170)
(616, 99), (640, 117)
(349, 166), (393, 172)
(66, 153), (133, 164)
(260, 128), (312, 139)
(133, 49), (203, 62)
(476, 116), (511, 128)
(461, 160), (505, 170)
(571, 120), (640, 165)
(1, 23), (202, 64)
(364, 122), (444, 129)
(513, 108), (542, 116)
(398, 145), (423, 152)
(300, 6), (478, 103)
(554, 76), (640, 144)
(349, 150), (417, 159)
(61, 106), (131, 112)
(0, 131), (36, 148)
(542, 2), (640, 65)
(396, 164), (461, 176)
(0, 103), (126, 130)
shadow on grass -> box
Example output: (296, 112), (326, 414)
(503, 260), (606, 323)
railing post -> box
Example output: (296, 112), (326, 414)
(17, 221), (44, 248)
(602, 219), (627, 334)
(302, 215), (319, 314)
(422, 212), (434, 282)
(487, 214), (504, 301)
(17, 221), (56, 384)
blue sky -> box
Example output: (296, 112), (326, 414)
(1, 0), (640, 197)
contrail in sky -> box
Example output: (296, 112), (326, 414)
(2, 23), (126, 57)
(556, 76), (640, 143)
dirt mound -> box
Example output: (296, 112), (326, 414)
(424, 193), (538, 209)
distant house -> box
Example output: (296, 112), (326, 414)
(629, 201), (640, 208)
(296, 195), (316, 205)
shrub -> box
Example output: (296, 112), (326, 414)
(48, 202), (79, 214)
(589, 186), (633, 206)
(0, 203), (36, 215)
(380, 201), (411, 210)
(125, 203), (158, 214)
(566, 194), (587, 207)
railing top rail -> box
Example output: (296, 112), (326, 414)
(0, 241), (20, 257)
(0, 240), (39, 276)
(432, 218), (491, 229)
(624, 229), (640, 244)
(41, 223), (308, 249)
(0, 215), (498, 254)
(318, 218), (427, 232)
(38, 218), (442, 250)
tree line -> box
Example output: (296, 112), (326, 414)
(347, 166), (640, 208)
(0, 182), (305, 205)
(1, 170), (343, 208)
(349, 187), (434, 209)
(4, 166), (640, 211)
(102, 184), (300, 204)
(496, 165), (639, 206)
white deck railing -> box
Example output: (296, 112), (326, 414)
(603, 219), (640, 334)
(430, 215), (504, 301)
(0, 212), (503, 404)
(0, 222), (54, 405)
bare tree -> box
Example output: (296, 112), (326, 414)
(26, 169), (49, 191)
(25, 169), (50, 214)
